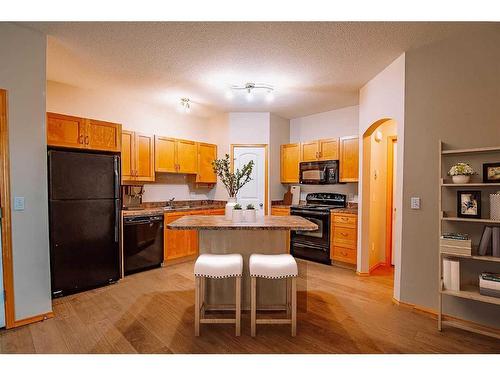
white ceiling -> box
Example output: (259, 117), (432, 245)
(22, 22), (478, 119)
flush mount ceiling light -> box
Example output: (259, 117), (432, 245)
(226, 82), (275, 102)
(179, 97), (191, 113)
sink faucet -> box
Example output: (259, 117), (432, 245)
(166, 197), (175, 207)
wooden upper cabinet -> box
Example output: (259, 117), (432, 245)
(86, 119), (121, 152)
(47, 113), (121, 152)
(281, 143), (300, 183)
(135, 133), (155, 182)
(155, 136), (177, 173)
(301, 141), (319, 162)
(121, 131), (155, 183)
(301, 138), (339, 162)
(47, 113), (86, 149)
(121, 131), (135, 181)
(196, 142), (217, 183)
(318, 138), (339, 160)
(176, 139), (197, 174)
(339, 136), (359, 182)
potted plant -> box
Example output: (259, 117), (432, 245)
(244, 203), (256, 223)
(232, 204), (243, 222)
(448, 162), (476, 184)
(212, 154), (254, 220)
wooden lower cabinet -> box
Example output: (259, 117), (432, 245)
(271, 206), (291, 252)
(330, 213), (357, 265)
(163, 208), (225, 262)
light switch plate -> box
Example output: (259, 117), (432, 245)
(410, 197), (421, 209)
(14, 196), (25, 211)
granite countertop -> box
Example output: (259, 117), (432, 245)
(122, 204), (225, 217)
(167, 215), (318, 231)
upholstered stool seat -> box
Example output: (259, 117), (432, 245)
(194, 253), (243, 337)
(249, 253), (298, 337)
(249, 254), (298, 279)
(194, 253), (243, 279)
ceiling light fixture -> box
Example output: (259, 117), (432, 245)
(227, 82), (275, 102)
(179, 97), (191, 114)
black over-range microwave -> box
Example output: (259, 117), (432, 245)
(299, 160), (339, 184)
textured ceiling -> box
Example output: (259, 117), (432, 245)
(22, 22), (481, 118)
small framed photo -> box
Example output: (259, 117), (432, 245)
(483, 162), (500, 183)
(457, 190), (481, 219)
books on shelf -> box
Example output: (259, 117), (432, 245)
(440, 234), (471, 256)
(477, 226), (500, 257)
(443, 258), (460, 291)
(479, 272), (500, 298)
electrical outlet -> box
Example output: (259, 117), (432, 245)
(411, 197), (421, 210)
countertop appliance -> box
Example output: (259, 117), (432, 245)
(299, 160), (339, 184)
(48, 150), (121, 298)
(123, 213), (164, 275)
(290, 192), (347, 264)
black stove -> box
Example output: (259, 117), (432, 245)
(290, 193), (347, 264)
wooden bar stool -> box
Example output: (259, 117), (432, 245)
(194, 253), (243, 336)
(249, 253), (298, 337)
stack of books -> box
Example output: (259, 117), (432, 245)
(477, 226), (500, 257)
(479, 272), (500, 298)
(440, 233), (472, 256)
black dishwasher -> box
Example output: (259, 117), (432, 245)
(123, 214), (164, 275)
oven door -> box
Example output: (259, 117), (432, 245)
(290, 209), (330, 247)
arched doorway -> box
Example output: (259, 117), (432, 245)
(359, 118), (398, 282)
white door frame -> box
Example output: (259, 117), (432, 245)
(230, 144), (269, 215)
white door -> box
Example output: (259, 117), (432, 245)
(233, 147), (266, 216)
(391, 140), (397, 266)
(0, 225), (4, 328)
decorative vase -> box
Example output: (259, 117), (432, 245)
(244, 209), (256, 223)
(452, 175), (470, 184)
(225, 197), (237, 220)
(232, 209), (243, 223)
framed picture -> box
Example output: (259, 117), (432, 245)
(483, 162), (500, 183)
(457, 190), (481, 219)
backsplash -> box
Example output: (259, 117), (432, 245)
(141, 173), (217, 202)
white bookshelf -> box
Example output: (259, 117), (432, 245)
(438, 141), (500, 340)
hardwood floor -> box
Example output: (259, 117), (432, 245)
(1, 260), (499, 353)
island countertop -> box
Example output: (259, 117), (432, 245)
(167, 215), (318, 231)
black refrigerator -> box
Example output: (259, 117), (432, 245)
(48, 150), (121, 298)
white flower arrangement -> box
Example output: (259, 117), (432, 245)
(448, 163), (476, 176)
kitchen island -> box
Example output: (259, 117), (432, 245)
(168, 215), (317, 310)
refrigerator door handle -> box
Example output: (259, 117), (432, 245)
(113, 156), (120, 199)
(114, 200), (120, 243)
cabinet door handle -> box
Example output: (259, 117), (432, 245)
(79, 134), (84, 144)
(341, 217), (349, 221)
(340, 232), (348, 237)
(341, 251), (348, 256)
(85, 135), (89, 145)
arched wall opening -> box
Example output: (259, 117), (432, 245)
(359, 118), (398, 281)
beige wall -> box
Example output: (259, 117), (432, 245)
(0, 23), (52, 320)
(270, 114), (290, 201)
(358, 54), (405, 299)
(402, 27), (500, 327)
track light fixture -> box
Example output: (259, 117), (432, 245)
(226, 82), (275, 102)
